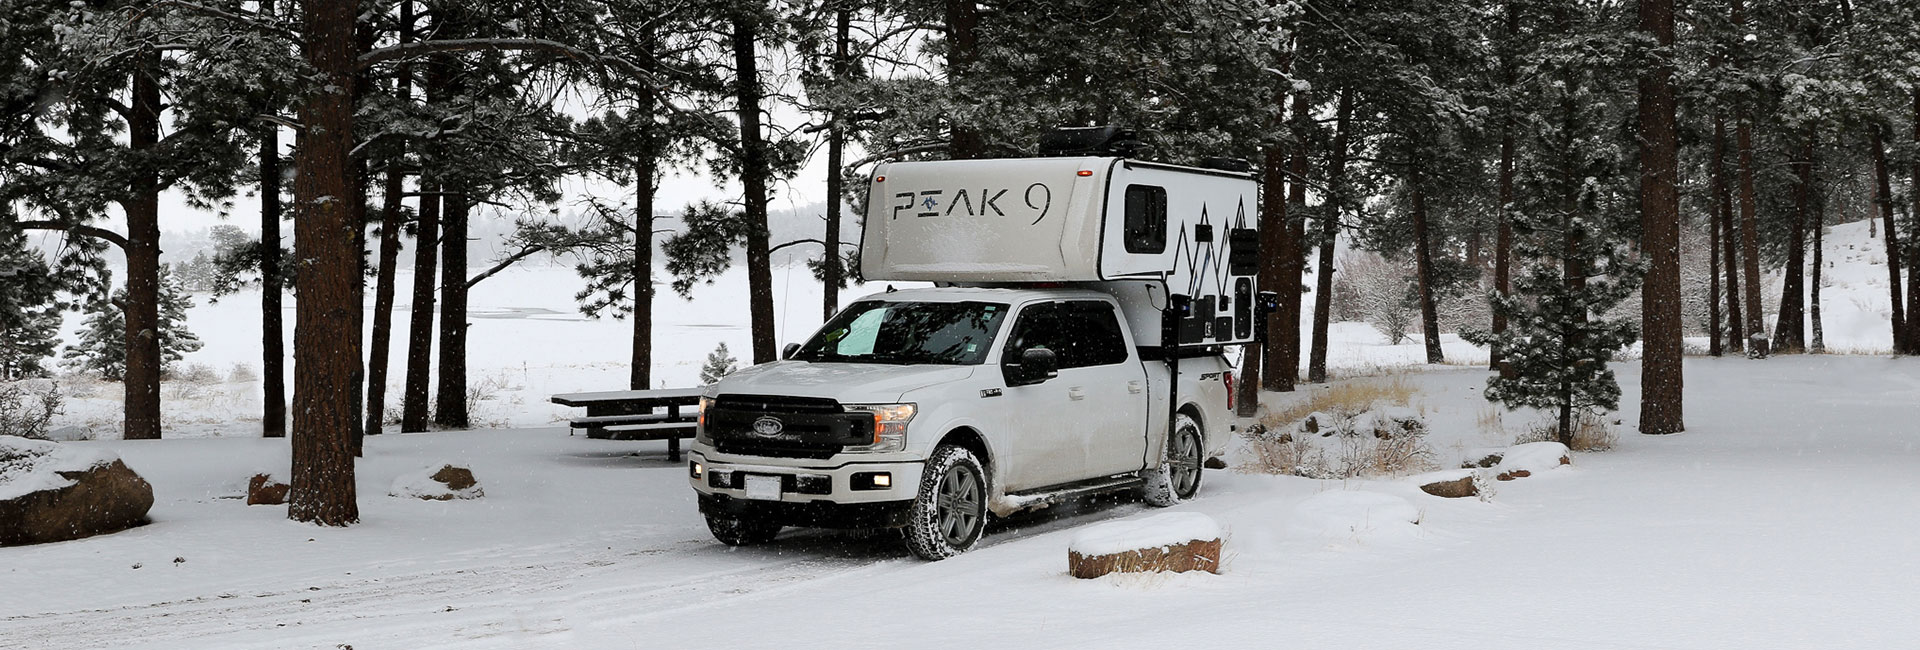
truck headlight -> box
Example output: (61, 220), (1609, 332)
(843, 403), (915, 453)
(696, 395), (714, 444)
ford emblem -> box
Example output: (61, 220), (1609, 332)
(751, 416), (785, 437)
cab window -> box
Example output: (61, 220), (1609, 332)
(1003, 300), (1130, 369)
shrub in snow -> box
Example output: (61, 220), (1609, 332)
(389, 464), (483, 500)
(1516, 412), (1615, 451)
(1067, 512), (1222, 579)
(1245, 403), (1434, 479)
(0, 380), (62, 440)
(0, 436), (153, 546)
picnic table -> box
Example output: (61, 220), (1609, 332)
(550, 387), (705, 461)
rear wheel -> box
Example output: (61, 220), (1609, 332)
(1142, 413), (1203, 506)
(904, 445), (987, 560)
(706, 513), (781, 546)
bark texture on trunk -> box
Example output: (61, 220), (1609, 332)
(400, 187), (439, 432)
(289, 0), (361, 525)
(1773, 133), (1814, 353)
(1733, 0), (1765, 354)
(1257, 133), (1293, 390)
(1282, 91), (1310, 378)
(822, 4), (850, 321)
(735, 11), (778, 364)
(629, 24), (659, 390)
(433, 192), (470, 429)
(365, 158), (406, 436)
(1870, 126), (1905, 353)
(1409, 164), (1444, 365)
(1308, 87), (1353, 384)
(1810, 200), (1824, 353)
(1716, 116), (1743, 353)
(260, 121), (286, 438)
(1709, 198), (1722, 357)
(122, 50), (164, 441)
(1637, 0), (1684, 435)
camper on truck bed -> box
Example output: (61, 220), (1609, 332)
(690, 146), (1268, 560)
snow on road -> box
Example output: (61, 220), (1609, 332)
(5, 355), (1917, 649)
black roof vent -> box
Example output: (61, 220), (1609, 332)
(1038, 126), (1152, 158)
(1199, 157), (1252, 173)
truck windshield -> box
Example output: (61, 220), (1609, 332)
(793, 301), (1009, 365)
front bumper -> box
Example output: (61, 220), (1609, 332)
(688, 450), (925, 505)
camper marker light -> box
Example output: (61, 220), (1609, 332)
(1076, 170), (1094, 177)
(875, 175), (885, 182)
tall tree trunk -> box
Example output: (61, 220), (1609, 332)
(631, 166), (655, 390)
(1709, 195), (1722, 357)
(734, 9), (777, 364)
(289, 0), (361, 525)
(1870, 125), (1905, 352)
(823, 3), (850, 321)
(365, 159), (406, 436)
(121, 49), (163, 441)
(1490, 0), (1520, 374)
(1409, 161), (1444, 365)
(1810, 198), (1825, 353)
(259, 120), (287, 438)
(1908, 91), (1920, 351)
(1558, 198), (1588, 446)
(433, 191), (470, 428)
(944, 0), (983, 159)
(630, 24), (659, 390)
(1637, 0), (1684, 435)
(1733, 0), (1765, 355)
(400, 186), (439, 432)
(1308, 86), (1353, 383)
(1773, 132), (1814, 353)
(1716, 116), (1743, 353)
(1256, 141), (1290, 391)
(363, 0), (413, 439)
(1282, 89), (1310, 378)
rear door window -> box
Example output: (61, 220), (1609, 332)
(1004, 300), (1130, 369)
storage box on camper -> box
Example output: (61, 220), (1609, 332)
(860, 156), (1261, 347)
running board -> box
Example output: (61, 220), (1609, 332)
(991, 475), (1144, 517)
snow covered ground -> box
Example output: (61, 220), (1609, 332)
(10, 220), (1918, 648)
(4, 356), (1917, 649)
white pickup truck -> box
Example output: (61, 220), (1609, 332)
(690, 141), (1265, 559)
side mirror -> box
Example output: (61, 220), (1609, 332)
(782, 343), (801, 360)
(1004, 347), (1059, 387)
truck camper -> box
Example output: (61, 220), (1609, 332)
(690, 128), (1272, 559)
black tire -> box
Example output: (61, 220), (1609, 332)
(1141, 413), (1203, 507)
(904, 445), (988, 560)
(706, 513), (781, 546)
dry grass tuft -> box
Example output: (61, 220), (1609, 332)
(1244, 377), (1433, 479)
(1259, 376), (1417, 431)
(1515, 413), (1617, 451)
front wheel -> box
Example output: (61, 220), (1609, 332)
(904, 445), (988, 560)
(1141, 413), (1203, 507)
(706, 513), (781, 546)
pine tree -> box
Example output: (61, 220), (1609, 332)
(60, 266), (200, 381)
(0, 230), (61, 380)
(700, 342), (738, 385)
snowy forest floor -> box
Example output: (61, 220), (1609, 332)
(5, 355), (1917, 649)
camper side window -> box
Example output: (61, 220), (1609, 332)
(1123, 185), (1168, 254)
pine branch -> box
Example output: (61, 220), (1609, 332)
(12, 221), (130, 250)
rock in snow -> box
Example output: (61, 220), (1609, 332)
(0, 436), (154, 546)
(1495, 442), (1572, 481)
(1413, 469), (1478, 499)
(1068, 512), (1222, 579)
(389, 464), (484, 501)
(246, 472), (290, 505)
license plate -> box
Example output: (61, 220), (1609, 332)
(744, 475), (782, 500)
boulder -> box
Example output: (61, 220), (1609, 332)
(0, 436), (153, 546)
(1414, 470), (1478, 498)
(389, 464), (483, 500)
(1068, 512), (1222, 579)
(247, 473), (290, 505)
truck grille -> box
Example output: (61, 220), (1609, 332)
(708, 394), (871, 460)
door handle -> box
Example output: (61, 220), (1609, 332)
(1068, 387), (1086, 401)
(1127, 381), (1143, 394)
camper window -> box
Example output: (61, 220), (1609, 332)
(1123, 185), (1168, 254)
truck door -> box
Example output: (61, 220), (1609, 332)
(1060, 301), (1150, 478)
(997, 300), (1148, 491)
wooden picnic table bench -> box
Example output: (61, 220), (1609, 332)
(550, 387), (705, 461)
